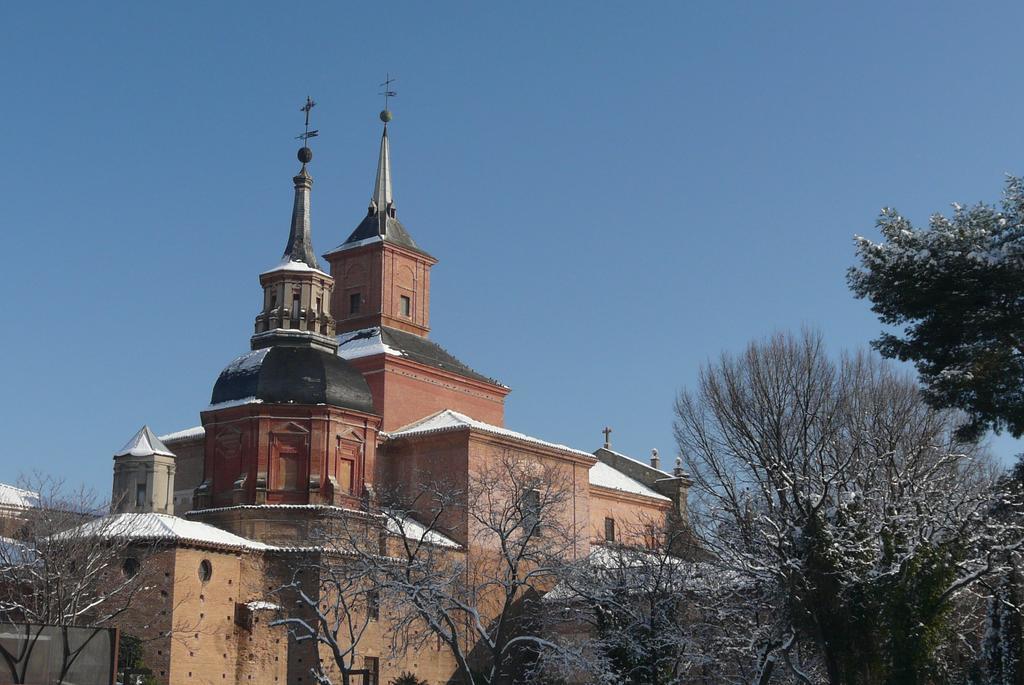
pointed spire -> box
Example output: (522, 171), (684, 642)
(114, 425), (175, 458)
(370, 125), (394, 221)
(280, 97), (320, 269)
(325, 102), (430, 258)
(281, 164), (319, 268)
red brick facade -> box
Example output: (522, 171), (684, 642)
(196, 403), (381, 510)
(327, 240), (436, 337)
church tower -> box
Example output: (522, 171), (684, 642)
(324, 112), (437, 337)
(324, 109), (510, 430)
(194, 103), (382, 514)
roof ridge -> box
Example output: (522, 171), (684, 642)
(387, 408), (459, 434)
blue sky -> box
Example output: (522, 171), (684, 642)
(2, 1), (1023, 494)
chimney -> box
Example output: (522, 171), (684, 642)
(650, 448), (660, 469)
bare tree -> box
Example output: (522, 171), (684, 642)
(673, 329), (1019, 684)
(348, 451), (583, 684)
(269, 510), (388, 685)
(0, 476), (156, 683)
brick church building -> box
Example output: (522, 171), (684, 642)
(92, 106), (692, 684)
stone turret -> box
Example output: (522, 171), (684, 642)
(112, 425), (176, 514)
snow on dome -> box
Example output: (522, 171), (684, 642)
(56, 512), (270, 551)
(218, 348), (270, 379)
(205, 396), (264, 411)
(385, 409), (595, 460)
(589, 461), (670, 501)
(0, 483), (40, 509)
(114, 425), (175, 458)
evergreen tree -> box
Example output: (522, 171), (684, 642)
(848, 176), (1024, 440)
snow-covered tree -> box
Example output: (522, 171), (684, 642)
(848, 177), (1024, 440)
(0, 477), (155, 684)
(269, 450), (584, 685)
(981, 567), (1024, 685)
(269, 512), (387, 685)
(539, 523), (781, 685)
(674, 330), (1019, 685)
(354, 451), (583, 684)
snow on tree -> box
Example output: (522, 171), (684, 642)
(269, 511), (389, 685)
(268, 450), (585, 684)
(538, 522), (804, 685)
(674, 330), (1021, 685)
(0, 476), (157, 684)
(848, 177), (1024, 439)
(347, 451), (584, 685)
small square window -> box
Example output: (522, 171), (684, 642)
(349, 293), (361, 315)
(400, 295), (411, 317)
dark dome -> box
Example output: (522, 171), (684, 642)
(211, 346), (376, 414)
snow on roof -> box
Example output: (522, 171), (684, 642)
(589, 461), (670, 501)
(259, 258), (329, 277)
(336, 327), (405, 360)
(324, 235), (383, 256)
(159, 425), (205, 443)
(385, 410), (595, 459)
(0, 483), (39, 509)
(598, 447), (672, 479)
(383, 509), (461, 549)
(58, 513), (270, 551)
(184, 504), (461, 550)
(114, 426), (175, 458)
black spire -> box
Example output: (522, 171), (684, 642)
(281, 97), (320, 269)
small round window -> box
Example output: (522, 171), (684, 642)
(198, 559), (213, 583)
(122, 557), (140, 578)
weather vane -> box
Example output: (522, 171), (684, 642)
(379, 74), (396, 123)
(296, 96), (318, 165)
(297, 96), (319, 144)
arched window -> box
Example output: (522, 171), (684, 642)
(122, 557), (140, 578)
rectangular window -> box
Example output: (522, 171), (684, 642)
(400, 295), (411, 317)
(367, 590), (380, 620)
(276, 450), (301, 491)
(291, 294), (301, 321)
(364, 657), (379, 685)
(135, 483), (146, 508)
(522, 489), (540, 534)
(349, 292), (361, 315)
(604, 517), (616, 543)
(339, 459), (354, 493)
(315, 296), (322, 316)
(645, 523), (659, 550)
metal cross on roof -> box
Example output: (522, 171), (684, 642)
(297, 96), (319, 143)
(602, 426), (612, 448)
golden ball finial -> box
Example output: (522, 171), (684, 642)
(379, 110), (393, 123)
